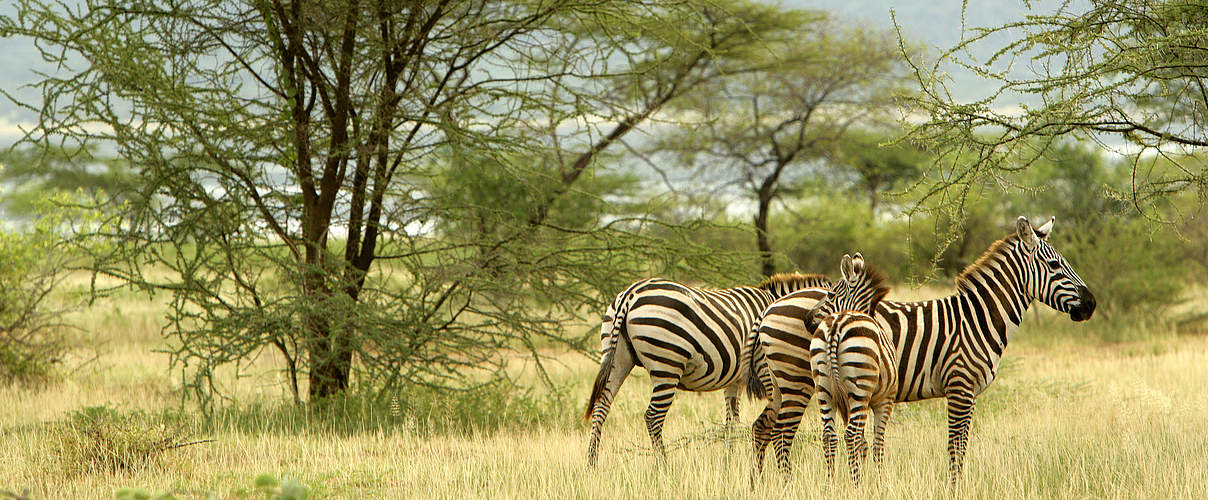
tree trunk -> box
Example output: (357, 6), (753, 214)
(755, 184), (775, 277)
(307, 316), (350, 400)
(304, 246), (351, 401)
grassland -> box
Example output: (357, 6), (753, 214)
(2, 284), (1208, 499)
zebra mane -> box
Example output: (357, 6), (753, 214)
(853, 261), (891, 299)
(758, 272), (832, 293)
(954, 232), (1021, 289)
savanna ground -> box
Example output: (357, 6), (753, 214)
(3, 282), (1208, 499)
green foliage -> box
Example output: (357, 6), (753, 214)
(0, 194), (88, 383)
(0, 0), (785, 408)
(900, 0), (1208, 222)
(645, 12), (918, 275)
(50, 405), (199, 476)
(766, 139), (1193, 323)
(831, 128), (928, 213)
(773, 192), (923, 280)
(1061, 217), (1186, 319)
(0, 145), (136, 219)
(428, 151), (641, 239)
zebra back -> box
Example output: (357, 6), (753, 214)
(758, 272), (832, 300)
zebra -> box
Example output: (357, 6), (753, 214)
(745, 254), (890, 480)
(584, 272), (832, 466)
(747, 216), (1096, 485)
(808, 253), (895, 484)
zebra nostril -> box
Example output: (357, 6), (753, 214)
(1069, 285), (1096, 321)
(1076, 285), (1096, 311)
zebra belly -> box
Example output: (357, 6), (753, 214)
(626, 322), (740, 392)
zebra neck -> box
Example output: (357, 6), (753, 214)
(953, 261), (1033, 350)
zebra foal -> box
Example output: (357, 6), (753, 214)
(584, 273), (831, 466)
(745, 253), (889, 479)
(809, 253), (895, 483)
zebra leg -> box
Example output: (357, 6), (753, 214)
(945, 391), (976, 487)
(871, 400), (894, 467)
(844, 408), (869, 484)
(586, 349), (637, 467)
(770, 376), (813, 475)
(724, 383), (740, 446)
(750, 384), (781, 484)
(771, 406), (806, 475)
(750, 351), (783, 486)
(750, 406), (776, 487)
(645, 372), (681, 462)
(817, 391), (838, 480)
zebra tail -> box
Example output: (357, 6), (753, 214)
(584, 349), (615, 423)
(744, 327), (768, 400)
(584, 290), (635, 422)
(826, 325), (849, 422)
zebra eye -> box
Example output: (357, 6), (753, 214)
(1046, 259), (1061, 268)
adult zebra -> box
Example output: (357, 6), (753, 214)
(747, 216), (1096, 484)
(585, 273), (831, 466)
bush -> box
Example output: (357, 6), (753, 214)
(774, 193), (933, 281)
(0, 223), (72, 383)
(50, 405), (203, 475)
(1059, 217), (1186, 320)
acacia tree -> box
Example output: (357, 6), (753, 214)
(1, 0), (803, 405)
(647, 19), (913, 276)
(901, 0), (1208, 223)
(0, 146), (135, 219)
(829, 128), (926, 216)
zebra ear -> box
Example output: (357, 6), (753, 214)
(1016, 216), (1039, 250)
(840, 254), (854, 283)
(851, 252), (866, 276)
(1035, 216), (1054, 240)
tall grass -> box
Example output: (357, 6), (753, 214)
(1, 282), (1206, 498)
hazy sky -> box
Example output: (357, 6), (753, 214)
(0, 1), (1050, 144)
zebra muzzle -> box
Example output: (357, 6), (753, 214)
(1069, 285), (1096, 322)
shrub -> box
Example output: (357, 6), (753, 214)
(50, 405), (204, 475)
(1059, 216), (1186, 320)
(0, 222), (71, 383)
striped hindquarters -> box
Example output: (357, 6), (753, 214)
(745, 288), (828, 403)
(811, 312), (898, 421)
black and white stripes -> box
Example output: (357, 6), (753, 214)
(584, 273), (830, 466)
(745, 216), (1096, 485)
(809, 254), (896, 483)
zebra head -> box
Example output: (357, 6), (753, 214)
(804, 253), (890, 333)
(1014, 216), (1096, 322)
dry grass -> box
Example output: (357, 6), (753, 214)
(2, 284), (1208, 499)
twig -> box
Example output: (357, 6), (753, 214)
(165, 438), (216, 450)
